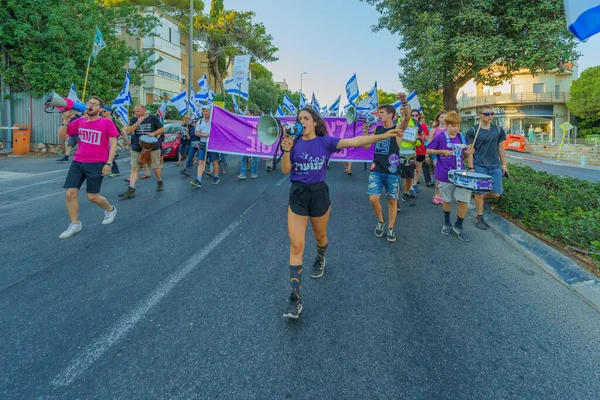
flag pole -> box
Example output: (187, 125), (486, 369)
(81, 29), (96, 102)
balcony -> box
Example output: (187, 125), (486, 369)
(458, 92), (571, 109)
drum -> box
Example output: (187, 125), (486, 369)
(448, 170), (493, 191)
(398, 149), (416, 167)
(139, 135), (159, 165)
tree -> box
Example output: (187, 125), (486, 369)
(359, 89), (397, 105)
(364, 0), (580, 111)
(568, 66), (600, 138)
(249, 78), (282, 114)
(195, 3), (278, 94)
(0, 0), (159, 101)
(250, 63), (273, 81)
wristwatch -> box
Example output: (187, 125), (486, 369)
(105, 162), (112, 167)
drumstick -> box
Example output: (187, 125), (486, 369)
(470, 123), (482, 148)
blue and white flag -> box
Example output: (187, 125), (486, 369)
(189, 88), (197, 114)
(115, 105), (129, 125)
(355, 97), (372, 112)
(299, 93), (307, 109)
(156, 100), (167, 123)
(170, 90), (188, 115)
(208, 89), (216, 103)
(196, 73), (209, 103)
(224, 77), (249, 100)
(345, 73), (359, 106)
(275, 106), (284, 117)
(564, 0), (600, 41)
(92, 29), (107, 58)
(67, 84), (79, 102)
(321, 105), (329, 116)
(368, 82), (379, 109)
(328, 95), (341, 116)
(112, 71), (132, 107)
(407, 90), (422, 111)
(282, 93), (297, 115)
(310, 93), (321, 113)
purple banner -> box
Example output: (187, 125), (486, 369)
(207, 106), (376, 162)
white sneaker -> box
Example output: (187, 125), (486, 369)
(236, 174), (246, 180)
(250, 174), (258, 179)
(102, 206), (117, 225)
(59, 222), (82, 239)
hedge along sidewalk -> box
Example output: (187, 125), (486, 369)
(467, 208), (600, 312)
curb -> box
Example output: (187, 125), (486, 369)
(507, 154), (600, 170)
(468, 209), (600, 312)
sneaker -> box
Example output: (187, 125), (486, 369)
(425, 182), (435, 187)
(222, 167), (227, 175)
(310, 258), (326, 278)
(413, 185), (421, 193)
(59, 222), (82, 239)
(212, 177), (220, 185)
(102, 206), (117, 225)
(441, 224), (452, 236)
(180, 168), (189, 176)
(250, 174), (258, 179)
(109, 173), (120, 178)
(124, 178), (130, 183)
(237, 174), (247, 180)
(453, 224), (470, 242)
(156, 181), (164, 191)
(206, 170), (214, 177)
(283, 294), (303, 320)
(475, 217), (488, 230)
(375, 220), (385, 238)
(57, 155), (69, 162)
(401, 193), (415, 206)
(190, 179), (202, 188)
(386, 228), (397, 243)
(408, 187), (416, 198)
(118, 187), (136, 199)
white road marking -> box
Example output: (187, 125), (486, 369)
(0, 158), (132, 183)
(0, 171), (34, 180)
(51, 187), (271, 387)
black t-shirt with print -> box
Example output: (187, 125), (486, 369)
(371, 125), (401, 175)
(180, 123), (194, 144)
(129, 114), (164, 152)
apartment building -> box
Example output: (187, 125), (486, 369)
(457, 63), (578, 143)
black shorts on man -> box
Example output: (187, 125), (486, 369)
(63, 161), (105, 193)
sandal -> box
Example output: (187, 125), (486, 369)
(140, 174), (151, 180)
(432, 196), (443, 205)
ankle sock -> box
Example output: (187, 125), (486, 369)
(444, 211), (451, 225)
(456, 216), (464, 228)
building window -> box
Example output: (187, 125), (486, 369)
(157, 69), (180, 81)
(512, 84), (522, 94)
(533, 83), (545, 94)
(555, 85), (560, 97)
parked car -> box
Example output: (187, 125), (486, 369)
(161, 122), (181, 160)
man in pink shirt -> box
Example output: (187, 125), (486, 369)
(57, 96), (119, 239)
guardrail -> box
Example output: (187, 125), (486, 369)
(458, 92), (571, 108)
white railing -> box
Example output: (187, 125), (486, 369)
(458, 92), (571, 108)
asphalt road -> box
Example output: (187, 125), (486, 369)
(507, 153), (600, 182)
(1, 154), (599, 399)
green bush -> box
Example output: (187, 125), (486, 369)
(496, 165), (600, 266)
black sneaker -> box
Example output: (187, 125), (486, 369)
(156, 181), (164, 191)
(453, 224), (470, 242)
(401, 193), (415, 206)
(442, 224), (452, 235)
(57, 156), (68, 162)
(386, 228), (396, 243)
(475, 217), (488, 230)
(118, 187), (136, 199)
(283, 294), (303, 319)
(180, 168), (190, 176)
(190, 179), (202, 188)
(310, 258), (326, 278)
(375, 220), (385, 238)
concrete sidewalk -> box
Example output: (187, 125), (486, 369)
(507, 152), (600, 170)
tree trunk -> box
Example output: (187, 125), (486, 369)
(442, 82), (459, 111)
(209, 57), (225, 95)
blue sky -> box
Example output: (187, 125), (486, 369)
(217, 0), (600, 108)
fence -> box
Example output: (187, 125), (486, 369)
(458, 92), (571, 108)
(0, 93), (61, 150)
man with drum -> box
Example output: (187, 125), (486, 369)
(466, 105), (508, 230)
(120, 104), (165, 199)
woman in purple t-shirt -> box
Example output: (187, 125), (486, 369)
(280, 104), (407, 319)
(429, 110), (448, 205)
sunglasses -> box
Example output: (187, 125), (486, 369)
(480, 112), (494, 117)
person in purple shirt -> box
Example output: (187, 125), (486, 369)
(280, 101), (406, 320)
(427, 111), (474, 242)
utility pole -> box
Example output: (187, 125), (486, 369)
(188, 0), (194, 116)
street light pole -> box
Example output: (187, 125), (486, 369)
(300, 72), (307, 95)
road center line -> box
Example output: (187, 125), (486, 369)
(50, 181), (279, 387)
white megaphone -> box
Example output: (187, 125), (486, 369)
(44, 90), (87, 114)
(346, 106), (378, 126)
(257, 115), (303, 146)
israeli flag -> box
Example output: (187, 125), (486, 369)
(224, 77), (249, 100)
(564, 0), (600, 41)
(345, 73), (359, 106)
(282, 93), (297, 115)
(67, 84), (79, 102)
(189, 88), (197, 113)
(113, 71), (132, 107)
(368, 82), (378, 109)
(156, 100), (167, 123)
(299, 93), (307, 109)
(355, 97), (373, 112)
(232, 94), (240, 113)
(115, 105), (129, 125)
(392, 100), (402, 114)
(92, 29), (106, 58)
(196, 73), (209, 102)
(170, 90), (188, 115)
(407, 90), (422, 111)
(275, 106), (284, 117)
(328, 95), (341, 116)
(208, 89), (216, 103)
(310, 93), (321, 113)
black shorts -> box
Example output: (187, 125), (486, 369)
(289, 181), (331, 217)
(67, 136), (78, 147)
(63, 161), (105, 194)
(416, 155), (426, 162)
(400, 166), (415, 179)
